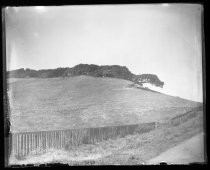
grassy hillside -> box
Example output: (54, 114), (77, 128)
(8, 76), (201, 132)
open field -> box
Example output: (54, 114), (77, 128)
(8, 76), (201, 132)
(9, 108), (204, 165)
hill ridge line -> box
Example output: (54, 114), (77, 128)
(7, 64), (164, 88)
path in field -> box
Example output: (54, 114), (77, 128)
(147, 132), (205, 164)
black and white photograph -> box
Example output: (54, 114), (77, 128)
(4, 3), (205, 166)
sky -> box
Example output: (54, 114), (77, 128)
(5, 4), (203, 102)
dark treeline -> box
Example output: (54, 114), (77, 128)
(7, 64), (164, 88)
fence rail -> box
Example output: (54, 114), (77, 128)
(9, 106), (202, 159)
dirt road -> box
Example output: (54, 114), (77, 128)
(147, 132), (205, 164)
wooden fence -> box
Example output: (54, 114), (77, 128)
(9, 106), (202, 159)
(156, 106), (202, 129)
(9, 122), (156, 159)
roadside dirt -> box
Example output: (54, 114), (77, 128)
(146, 132), (205, 164)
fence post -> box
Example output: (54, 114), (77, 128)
(46, 132), (48, 151)
(59, 131), (61, 149)
(20, 134), (23, 158)
(16, 134), (18, 158)
(36, 133), (38, 154)
(35, 133), (37, 154)
(39, 132), (41, 152)
(51, 131), (53, 149)
(17, 134), (20, 157)
(11, 133), (14, 157)
(25, 134), (28, 156)
(61, 131), (63, 149)
(23, 134), (26, 157)
(49, 132), (51, 149)
(52, 131), (54, 149)
(46, 132), (49, 151)
(15, 134), (18, 156)
(32, 133), (34, 153)
(28, 133), (31, 154)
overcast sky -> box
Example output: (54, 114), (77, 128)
(5, 4), (203, 102)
